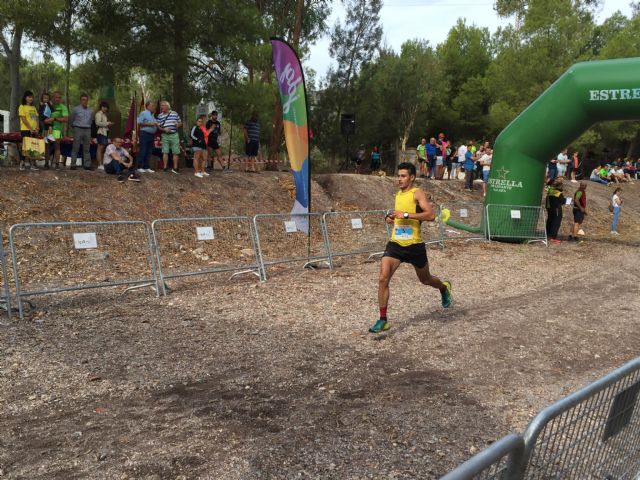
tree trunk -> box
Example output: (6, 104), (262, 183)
(627, 129), (640, 160)
(172, 10), (186, 166)
(1, 27), (23, 132)
(64, 2), (72, 135)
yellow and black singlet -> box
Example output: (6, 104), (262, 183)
(390, 187), (423, 247)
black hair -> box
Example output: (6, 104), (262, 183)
(21, 90), (34, 105)
(99, 101), (109, 110)
(211, 110), (218, 115)
(397, 162), (416, 176)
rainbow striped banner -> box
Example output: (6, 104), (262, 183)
(271, 38), (310, 231)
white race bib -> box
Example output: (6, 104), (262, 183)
(394, 225), (413, 240)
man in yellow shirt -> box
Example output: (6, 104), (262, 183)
(370, 162), (452, 333)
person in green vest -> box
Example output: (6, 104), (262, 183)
(416, 138), (427, 177)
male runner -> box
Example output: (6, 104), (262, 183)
(369, 162), (453, 333)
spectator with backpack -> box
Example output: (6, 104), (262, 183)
(568, 181), (587, 241)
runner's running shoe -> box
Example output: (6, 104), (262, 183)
(369, 319), (390, 333)
(441, 281), (453, 308)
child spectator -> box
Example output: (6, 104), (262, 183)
(18, 90), (39, 171)
(610, 188), (622, 235)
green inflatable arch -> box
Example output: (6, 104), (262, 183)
(468, 57), (640, 239)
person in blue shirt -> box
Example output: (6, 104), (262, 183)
(464, 143), (476, 190)
(136, 102), (159, 172)
(370, 145), (381, 172)
(425, 137), (438, 179)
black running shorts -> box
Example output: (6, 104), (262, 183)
(573, 209), (585, 223)
(383, 241), (428, 268)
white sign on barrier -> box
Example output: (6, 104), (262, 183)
(284, 221), (297, 233)
(351, 218), (363, 230)
(196, 226), (215, 241)
(510, 210), (521, 219)
(73, 232), (97, 249)
(459, 208), (468, 218)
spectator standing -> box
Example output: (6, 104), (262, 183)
(136, 101), (158, 173)
(371, 145), (381, 172)
(545, 178), (565, 243)
(610, 188), (622, 235)
(456, 142), (468, 181)
(426, 137), (437, 179)
(94, 101), (113, 170)
(69, 94), (93, 170)
(44, 91), (68, 169)
(206, 110), (225, 172)
(355, 144), (365, 174)
(103, 137), (140, 182)
(18, 90), (39, 171)
(556, 148), (569, 178)
(243, 111), (260, 173)
(190, 115), (209, 178)
(448, 141), (459, 180)
(569, 181), (587, 241)
(463, 143), (476, 190)
(416, 138), (427, 177)
(479, 148), (492, 197)
(38, 92), (55, 168)
(569, 151), (579, 183)
(435, 132), (447, 179)
(157, 100), (182, 174)
(547, 156), (558, 182)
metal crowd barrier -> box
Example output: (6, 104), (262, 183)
(441, 202), (486, 243)
(0, 229), (10, 319)
(322, 210), (390, 261)
(253, 213), (331, 280)
(440, 434), (524, 480)
(152, 216), (261, 294)
(442, 357), (640, 480)
(516, 356), (640, 479)
(485, 205), (547, 245)
(9, 221), (159, 319)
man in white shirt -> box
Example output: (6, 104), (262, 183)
(556, 148), (569, 178)
(456, 143), (467, 181)
(103, 137), (140, 183)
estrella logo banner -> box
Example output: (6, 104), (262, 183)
(271, 38), (310, 230)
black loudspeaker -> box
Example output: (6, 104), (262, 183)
(340, 114), (355, 135)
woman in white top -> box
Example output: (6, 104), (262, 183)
(94, 102), (113, 168)
(611, 188), (623, 235)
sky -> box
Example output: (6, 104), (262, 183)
(307, 0), (635, 78)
